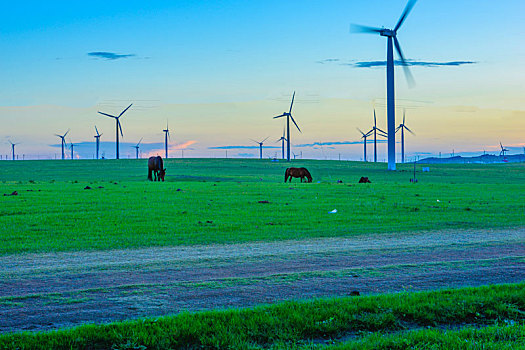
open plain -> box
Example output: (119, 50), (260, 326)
(0, 159), (523, 346)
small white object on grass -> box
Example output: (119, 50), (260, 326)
(437, 199), (440, 202)
(329, 209), (338, 214)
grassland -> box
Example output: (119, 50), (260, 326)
(0, 158), (524, 254)
(0, 283), (523, 349)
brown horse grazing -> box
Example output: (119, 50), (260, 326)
(285, 167), (312, 183)
(148, 156), (166, 181)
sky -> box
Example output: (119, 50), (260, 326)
(1, 0), (524, 161)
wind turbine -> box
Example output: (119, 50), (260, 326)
(94, 126), (102, 160)
(369, 109), (387, 163)
(98, 103), (132, 159)
(8, 141), (19, 161)
(395, 109), (415, 163)
(69, 139), (76, 160)
(499, 142), (509, 157)
(357, 128), (373, 162)
(274, 91), (301, 162)
(55, 129), (69, 160)
(276, 126), (287, 160)
(163, 122), (170, 159)
(250, 137), (270, 159)
(131, 138), (143, 159)
(352, 0), (417, 170)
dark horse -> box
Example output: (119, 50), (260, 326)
(285, 167), (312, 183)
(148, 156), (166, 182)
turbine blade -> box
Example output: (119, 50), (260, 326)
(405, 125), (415, 135)
(403, 109), (406, 124)
(289, 91), (295, 114)
(393, 36), (415, 87)
(118, 120), (124, 137)
(394, 0), (417, 33)
(377, 127), (387, 135)
(95, 125), (100, 136)
(262, 136), (270, 143)
(118, 103), (133, 118)
(98, 111), (116, 118)
(350, 24), (382, 34)
(274, 114), (286, 119)
(138, 137), (143, 146)
(357, 127), (365, 136)
(374, 109), (377, 127)
(290, 115), (301, 133)
(64, 129), (70, 138)
(249, 138), (258, 144)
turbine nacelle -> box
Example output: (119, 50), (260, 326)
(380, 29), (395, 37)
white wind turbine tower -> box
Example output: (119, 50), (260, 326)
(163, 122), (170, 159)
(132, 138), (143, 159)
(276, 126), (287, 160)
(352, 0), (417, 171)
(274, 91), (301, 162)
(357, 128), (373, 162)
(94, 126), (102, 159)
(370, 109), (387, 163)
(250, 137), (270, 159)
(98, 104), (132, 159)
(396, 109), (415, 163)
(8, 141), (20, 161)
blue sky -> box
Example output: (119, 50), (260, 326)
(1, 1), (524, 160)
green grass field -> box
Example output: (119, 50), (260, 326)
(0, 158), (524, 254)
(1, 283), (523, 349)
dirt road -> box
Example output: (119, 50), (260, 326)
(1, 228), (523, 333)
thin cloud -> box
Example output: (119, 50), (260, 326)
(88, 52), (136, 60)
(348, 60), (476, 68)
(296, 140), (387, 147)
(316, 58), (340, 64)
(209, 145), (279, 150)
(173, 140), (197, 150)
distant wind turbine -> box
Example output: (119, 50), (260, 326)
(274, 91), (301, 162)
(55, 130), (69, 160)
(8, 141), (19, 161)
(352, 0), (417, 170)
(94, 126), (102, 159)
(395, 109), (415, 163)
(132, 138), (143, 159)
(370, 109), (387, 163)
(98, 103), (132, 159)
(499, 142), (509, 157)
(69, 139), (76, 160)
(357, 128), (373, 162)
(250, 137), (270, 159)
(276, 126), (287, 160)
(163, 122), (170, 159)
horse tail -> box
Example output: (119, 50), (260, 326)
(284, 168), (289, 182)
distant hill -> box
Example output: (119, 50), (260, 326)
(418, 154), (525, 164)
